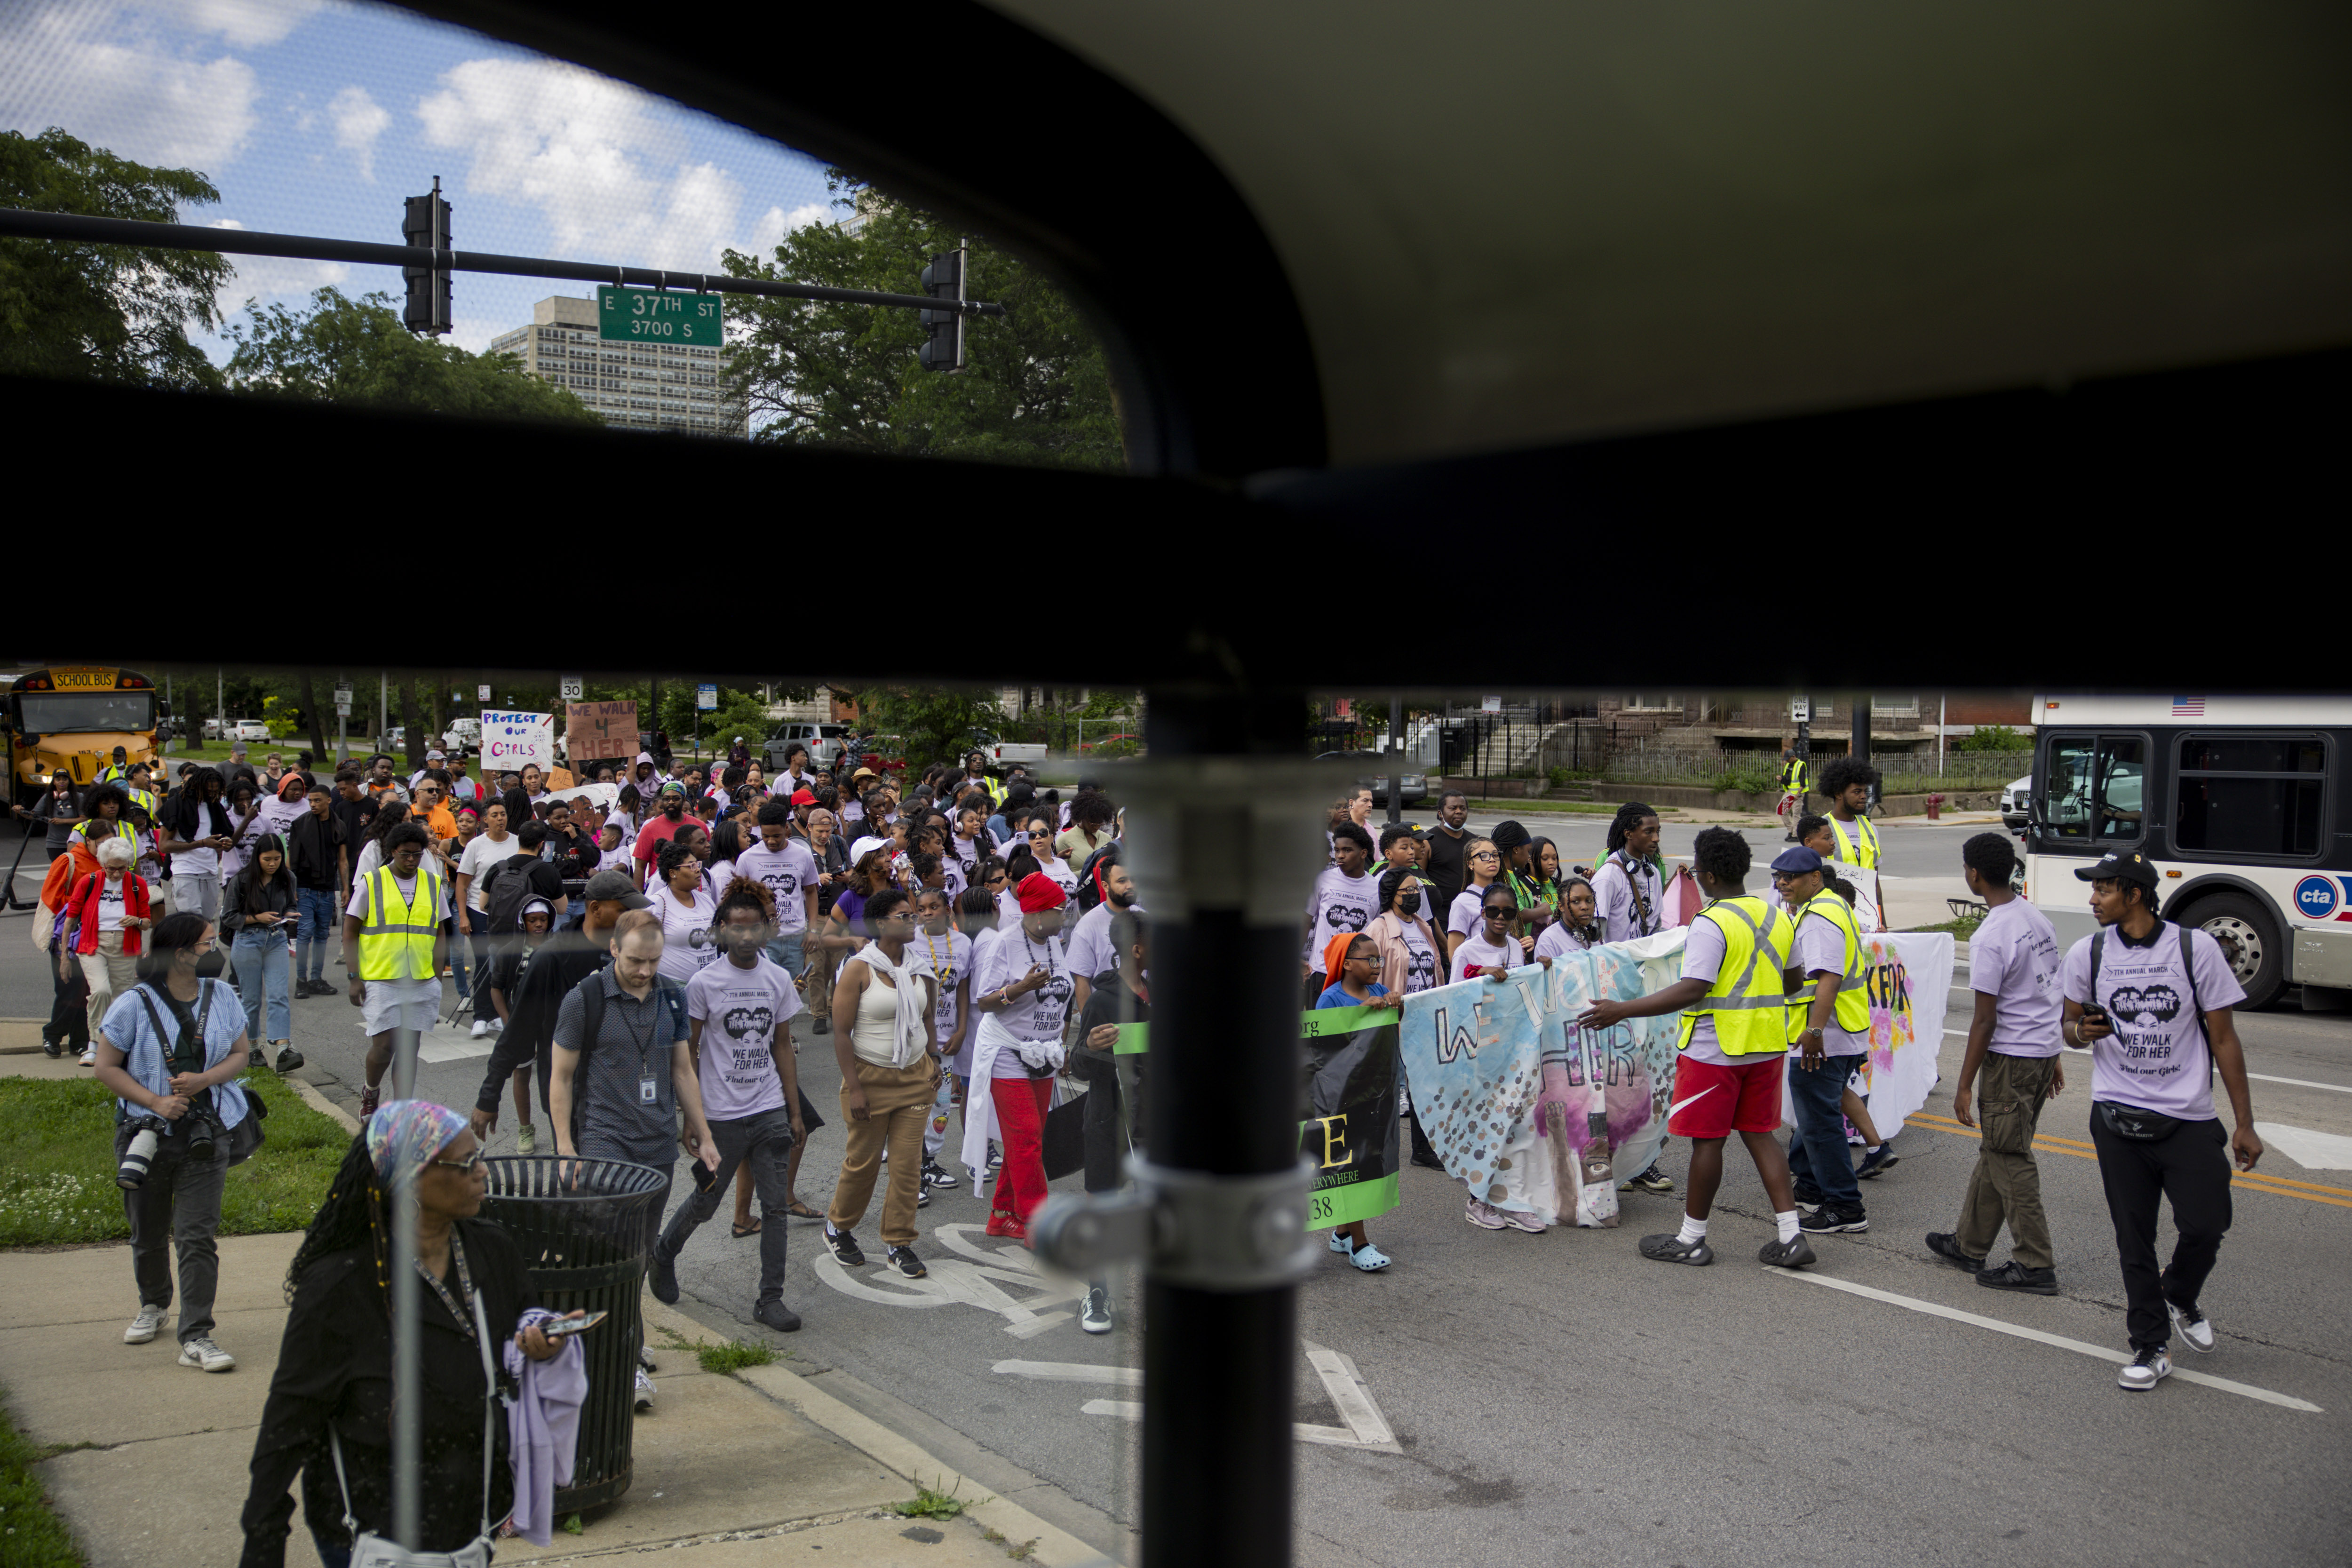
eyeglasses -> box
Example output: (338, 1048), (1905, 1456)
(430, 1150), (486, 1173)
(1470, 851), (1499, 862)
(1028, 830), (1051, 839)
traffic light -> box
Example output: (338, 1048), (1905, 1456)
(401, 177), (452, 335)
(919, 245), (964, 372)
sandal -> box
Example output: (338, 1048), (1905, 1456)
(1346, 1242), (1393, 1273)
(732, 1219), (763, 1238)
(785, 1199), (822, 1220)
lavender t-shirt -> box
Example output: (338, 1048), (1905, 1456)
(1971, 898), (2063, 1057)
(2060, 922), (2246, 1121)
(1791, 906), (1867, 1057)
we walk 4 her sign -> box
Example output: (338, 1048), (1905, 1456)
(597, 286), (723, 343)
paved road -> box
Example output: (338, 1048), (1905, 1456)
(7, 824), (2351, 1565)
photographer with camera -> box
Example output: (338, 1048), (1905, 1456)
(90, 911), (257, 1372)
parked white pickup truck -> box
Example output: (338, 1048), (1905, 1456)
(989, 741), (1049, 765)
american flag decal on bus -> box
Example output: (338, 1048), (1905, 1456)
(2171, 697), (2206, 716)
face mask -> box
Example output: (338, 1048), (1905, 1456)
(1397, 892), (1422, 916)
(193, 951), (228, 979)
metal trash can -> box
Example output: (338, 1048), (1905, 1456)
(481, 1156), (668, 1513)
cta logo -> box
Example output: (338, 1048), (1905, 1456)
(2293, 875), (2352, 923)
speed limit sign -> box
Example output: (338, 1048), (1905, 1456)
(560, 675), (584, 701)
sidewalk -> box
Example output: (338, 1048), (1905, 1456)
(0, 1054), (1116, 1568)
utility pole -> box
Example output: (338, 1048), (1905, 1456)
(380, 672), (389, 750)
(163, 672), (173, 756)
(1387, 694), (1403, 825)
(217, 668), (223, 737)
(1852, 694), (1872, 808)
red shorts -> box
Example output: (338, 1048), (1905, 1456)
(1666, 1056), (1786, 1138)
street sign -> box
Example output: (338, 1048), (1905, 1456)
(560, 676), (583, 702)
(333, 687), (352, 706)
(1480, 695), (1502, 714)
(334, 701), (351, 718)
(696, 683), (719, 711)
(477, 684), (491, 701)
(597, 286), (723, 343)
(1791, 695), (1811, 723)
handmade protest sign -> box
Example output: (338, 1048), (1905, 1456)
(564, 700), (638, 758)
(1781, 930), (1951, 1133)
(479, 710), (553, 772)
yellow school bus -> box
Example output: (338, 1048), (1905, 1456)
(3, 666), (160, 806)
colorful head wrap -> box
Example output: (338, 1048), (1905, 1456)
(1015, 872), (1068, 913)
(366, 1099), (470, 1186)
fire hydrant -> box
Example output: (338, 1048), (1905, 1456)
(1926, 793), (1944, 821)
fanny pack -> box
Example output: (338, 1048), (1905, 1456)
(2096, 1101), (2184, 1142)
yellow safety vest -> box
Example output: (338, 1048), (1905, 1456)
(1793, 891), (1871, 1033)
(1781, 759), (1807, 793)
(1828, 813), (1880, 869)
(359, 865), (442, 981)
(1677, 895), (1799, 1058)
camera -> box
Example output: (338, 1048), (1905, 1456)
(117, 1099), (224, 1189)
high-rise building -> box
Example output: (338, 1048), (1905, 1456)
(488, 295), (747, 437)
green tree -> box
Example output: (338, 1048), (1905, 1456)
(222, 287), (601, 423)
(1955, 724), (2025, 752)
(0, 127), (231, 389)
(855, 687), (1009, 773)
(719, 173), (1122, 470)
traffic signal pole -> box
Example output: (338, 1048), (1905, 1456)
(0, 208), (1009, 323)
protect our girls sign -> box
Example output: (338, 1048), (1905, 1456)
(480, 710), (554, 771)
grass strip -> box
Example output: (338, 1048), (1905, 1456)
(0, 1388), (87, 1568)
(0, 1074), (350, 1248)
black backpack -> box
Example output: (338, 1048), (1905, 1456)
(480, 854), (543, 939)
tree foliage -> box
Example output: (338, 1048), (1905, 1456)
(1955, 724), (2026, 753)
(0, 127), (232, 389)
(855, 687), (1009, 773)
(222, 287), (602, 423)
(718, 172), (1123, 471)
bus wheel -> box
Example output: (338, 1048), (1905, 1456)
(2184, 893), (2284, 1010)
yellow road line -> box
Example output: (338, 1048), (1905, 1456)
(1901, 1112), (2352, 1210)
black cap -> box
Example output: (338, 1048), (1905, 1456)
(2073, 850), (2159, 888)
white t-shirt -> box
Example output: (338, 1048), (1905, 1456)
(1303, 866), (1383, 971)
(456, 833), (525, 911)
(732, 842), (818, 934)
(651, 883), (719, 984)
(257, 794), (308, 852)
(912, 927), (974, 1057)
(1398, 918), (1440, 993)
(170, 799), (225, 882)
(1450, 931), (1518, 983)
(974, 927), (1070, 1047)
(344, 868), (451, 923)
(685, 955), (801, 1122)
(1447, 887), (1489, 942)
(1035, 857), (1080, 897)
(95, 877), (126, 933)
(948, 833), (991, 883)
(1593, 854), (1662, 944)
(1971, 897), (2064, 1057)
(1792, 904), (1867, 1057)
(1066, 899), (1144, 980)
(2061, 922), (2245, 1121)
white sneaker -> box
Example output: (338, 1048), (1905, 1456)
(469, 1019), (492, 1039)
(2117, 1346), (2171, 1392)
(78, 1046), (95, 1067)
(515, 1122), (537, 1154)
(124, 1305), (166, 1344)
(177, 1336), (236, 1372)
(2168, 1300), (2217, 1353)
(1080, 1286), (1112, 1335)
(633, 1367), (656, 1412)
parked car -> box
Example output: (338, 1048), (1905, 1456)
(230, 719), (271, 742)
(764, 721), (852, 773)
(2000, 773), (2031, 830)
(442, 717), (480, 755)
(383, 726), (406, 748)
(201, 718), (222, 741)
(1318, 751), (1429, 807)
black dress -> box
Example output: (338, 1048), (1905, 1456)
(240, 1217), (537, 1568)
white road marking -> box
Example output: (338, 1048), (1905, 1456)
(1767, 1270), (2323, 1413)
(814, 1223), (1081, 1335)
(1033, 1341), (1401, 1451)
(2249, 1074), (2352, 1096)
(2253, 1122), (2352, 1170)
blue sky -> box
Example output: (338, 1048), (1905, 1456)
(0, 0), (838, 357)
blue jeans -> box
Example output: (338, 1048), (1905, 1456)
(295, 887), (337, 981)
(1785, 1052), (1866, 1209)
(764, 929), (806, 979)
(230, 929), (291, 1045)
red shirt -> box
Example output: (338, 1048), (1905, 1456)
(633, 812), (693, 874)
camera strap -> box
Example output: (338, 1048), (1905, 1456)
(133, 980), (217, 1084)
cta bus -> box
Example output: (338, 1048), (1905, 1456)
(2023, 695), (2352, 1010)
(3, 666), (161, 806)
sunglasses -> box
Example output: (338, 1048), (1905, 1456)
(1484, 906), (1519, 920)
(430, 1150), (487, 1173)
(1028, 830), (1051, 839)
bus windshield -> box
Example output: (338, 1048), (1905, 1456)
(18, 691), (156, 733)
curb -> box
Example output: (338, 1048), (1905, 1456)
(291, 1075), (361, 1133)
(734, 1361), (1116, 1568)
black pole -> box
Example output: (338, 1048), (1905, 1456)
(1851, 697), (1871, 777)
(1138, 689), (1307, 1568)
(1387, 694), (1403, 825)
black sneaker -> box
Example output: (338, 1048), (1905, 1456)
(916, 1185), (931, 1209)
(1758, 1234), (1818, 1269)
(1925, 1232), (1985, 1273)
(1975, 1261), (2058, 1295)
(1637, 1233), (1715, 1266)
(1790, 1185), (1826, 1215)
(753, 1298), (803, 1333)
(1856, 1142), (1900, 1180)
(273, 1046), (304, 1073)
(248, 1048), (267, 1068)
(825, 1224), (866, 1267)
(649, 1247), (680, 1305)
(1800, 1206), (1868, 1235)
(41, 1037), (62, 1059)
(885, 1244), (926, 1279)
(922, 1160), (958, 1190)
(1410, 1149), (1446, 1170)
(1618, 1164), (1675, 1195)
(811, 1014), (830, 1035)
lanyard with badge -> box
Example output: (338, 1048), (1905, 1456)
(624, 989), (663, 1105)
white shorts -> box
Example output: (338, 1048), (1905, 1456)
(362, 978), (443, 1035)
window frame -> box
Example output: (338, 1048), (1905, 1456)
(2032, 729), (2151, 853)
(2168, 729), (2331, 866)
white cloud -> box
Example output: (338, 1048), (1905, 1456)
(416, 56), (782, 272)
(208, 218), (349, 314)
(326, 84), (387, 180)
(0, 5), (259, 170)
(448, 316), (502, 355)
(739, 200), (831, 260)
(166, 0), (324, 48)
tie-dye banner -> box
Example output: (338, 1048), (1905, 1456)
(1396, 928), (1952, 1226)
